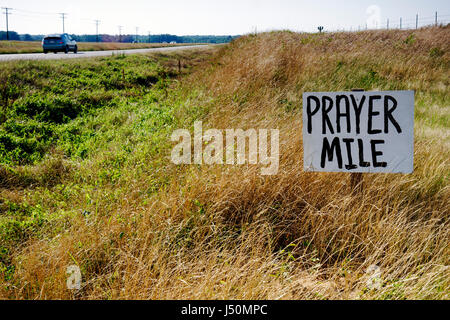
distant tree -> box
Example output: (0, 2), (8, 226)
(0, 31), (20, 41)
(3, 32), (239, 44)
(21, 34), (33, 41)
(9, 31), (20, 40)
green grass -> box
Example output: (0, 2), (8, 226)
(0, 54), (180, 165)
(0, 50), (212, 286)
(0, 28), (448, 300)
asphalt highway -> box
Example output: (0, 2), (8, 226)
(0, 45), (209, 62)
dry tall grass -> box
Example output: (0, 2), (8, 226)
(1, 27), (449, 300)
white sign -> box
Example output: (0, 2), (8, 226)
(303, 91), (414, 173)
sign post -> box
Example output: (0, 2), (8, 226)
(350, 89), (364, 194)
(302, 90), (414, 192)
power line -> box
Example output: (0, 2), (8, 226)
(9, 13), (44, 25)
(94, 20), (100, 42)
(60, 13), (67, 33)
(2, 7), (12, 40)
(13, 8), (57, 16)
(118, 25), (123, 42)
(2, 7), (450, 37)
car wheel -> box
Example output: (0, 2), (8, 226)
(54, 51), (58, 54)
(73, 46), (78, 54)
(65, 46), (69, 54)
(44, 50), (48, 54)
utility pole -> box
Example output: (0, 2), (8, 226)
(435, 11), (438, 26)
(95, 20), (100, 42)
(60, 13), (67, 33)
(135, 27), (139, 43)
(387, 18), (389, 30)
(400, 17), (402, 29)
(118, 25), (123, 42)
(148, 31), (151, 43)
(416, 14), (418, 29)
(2, 7), (12, 41)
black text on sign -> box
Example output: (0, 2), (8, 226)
(302, 91), (414, 173)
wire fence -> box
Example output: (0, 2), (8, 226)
(327, 12), (450, 33)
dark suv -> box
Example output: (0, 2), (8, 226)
(42, 34), (78, 54)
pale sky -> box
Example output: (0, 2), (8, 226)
(1, 0), (449, 35)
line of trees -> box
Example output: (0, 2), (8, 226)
(72, 34), (237, 43)
(0, 31), (238, 43)
(0, 31), (37, 41)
